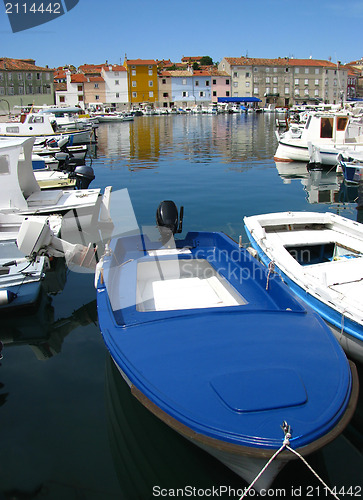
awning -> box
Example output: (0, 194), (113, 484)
(217, 97), (262, 103)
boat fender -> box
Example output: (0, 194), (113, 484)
(0, 290), (17, 306)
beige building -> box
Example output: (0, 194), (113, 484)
(218, 57), (347, 107)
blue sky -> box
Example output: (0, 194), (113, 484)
(0, 0), (362, 69)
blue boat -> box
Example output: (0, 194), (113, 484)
(96, 202), (358, 491)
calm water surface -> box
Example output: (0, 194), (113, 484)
(1, 114), (362, 499)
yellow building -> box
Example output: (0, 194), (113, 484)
(124, 58), (158, 105)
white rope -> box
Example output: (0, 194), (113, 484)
(239, 422), (341, 500)
(265, 261), (275, 290)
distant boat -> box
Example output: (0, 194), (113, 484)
(244, 210), (363, 363)
(96, 201), (358, 491)
(337, 151), (363, 184)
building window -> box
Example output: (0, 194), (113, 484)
(253, 68), (258, 72)
(226, 79), (229, 84)
(148, 65), (152, 69)
(295, 79), (299, 85)
(0, 87), (4, 95)
(114, 72), (119, 76)
(266, 77), (270, 83)
(59, 95), (65, 102)
(315, 68), (320, 74)
(304, 79), (308, 85)
(199, 91), (204, 97)
(212, 79), (216, 85)
(212, 91), (217, 96)
(226, 91), (230, 96)
(233, 72), (238, 77)
(18, 73), (23, 80)
(27, 73), (32, 80)
(0, 73), (3, 81)
(273, 68), (277, 73)
(182, 91), (188, 97)
(182, 79), (187, 85)
(115, 80), (119, 85)
(26, 85), (33, 94)
(163, 92), (168, 97)
(195, 80), (199, 86)
(46, 73), (50, 80)
(273, 87), (277, 94)
(8, 87), (14, 95)
(149, 91), (153, 97)
(78, 85), (82, 91)
(285, 86), (289, 94)
(273, 77), (278, 83)
(8, 73), (12, 81)
(246, 72), (250, 77)
(95, 95), (100, 100)
(245, 81), (250, 87)
(294, 88), (299, 95)
(315, 89), (319, 96)
(162, 79), (166, 84)
(148, 69), (153, 75)
(253, 87), (259, 94)
(305, 68), (309, 74)
(266, 67), (270, 73)
(132, 81), (137, 87)
(315, 79), (319, 85)
(304, 88), (309, 95)
(94, 83), (99, 88)
(148, 81), (153, 87)
(18, 87), (24, 94)
(132, 92), (137, 98)
(295, 68), (299, 74)
(266, 87), (270, 94)
(233, 82), (238, 87)
(36, 73), (41, 80)
(325, 79), (328, 86)
(206, 80), (209, 86)
(334, 79), (337, 86)
(78, 95), (84, 101)
(116, 93), (119, 98)
(132, 70), (136, 76)
(36, 86), (41, 93)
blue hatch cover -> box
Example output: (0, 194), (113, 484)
(210, 368), (307, 412)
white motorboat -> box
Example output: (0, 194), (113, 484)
(275, 112), (363, 165)
(244, 211), (363, 363)
(0, 112), (94, 145)
(0, 137), (112, 235)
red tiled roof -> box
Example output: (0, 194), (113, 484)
(181, 56), (203, 62)
(224, 57), (340, 68)
(71, 74), (87, 83)
(0, 57), (52, 71)
(55, 82), (67, 91)
(103, 65), (126, 72)
(125, 59), (157, 66)
(87, 76), (104, 82)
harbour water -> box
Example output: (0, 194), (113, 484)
(1, 113), (362, 499)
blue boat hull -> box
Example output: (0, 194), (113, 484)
(97, 231), (358, 488)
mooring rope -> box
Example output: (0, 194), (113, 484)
(265, 261), (275, 290)
(239, 421), (340, 500)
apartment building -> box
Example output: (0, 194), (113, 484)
(101, 64), (128, 109)
(124, 58), (158, 106)
(218, 57), (347, 107)
(0, 57), (54, 112)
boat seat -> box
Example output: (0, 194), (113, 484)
(304, 256), (363, 287)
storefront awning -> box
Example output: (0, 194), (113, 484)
(217, 97), (262, 103)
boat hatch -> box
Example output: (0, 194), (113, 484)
(136, 258), (247, 312)
(286, 242), (362, 266)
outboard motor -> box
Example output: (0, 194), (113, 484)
(58, 137), (70, 151)
(73, 165), (95, 189)
(156, 201), (183, 242)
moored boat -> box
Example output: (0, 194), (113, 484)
(96, 201), (358, 491)
(244, 211), (363, 363)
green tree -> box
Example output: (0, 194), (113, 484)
(200, 56), (213, 66)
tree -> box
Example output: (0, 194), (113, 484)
(200, 56), (213, 66)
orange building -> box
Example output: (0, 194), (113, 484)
(124, 58), (158, 105)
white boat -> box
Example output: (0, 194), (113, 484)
(275, 112), (363, 165)
(0, 137), (112, 234)
(97, 113), (124, 123)
(0, 113), (94, 145)
(244, 211), (363, 363)
(0, 213), (62, 312)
